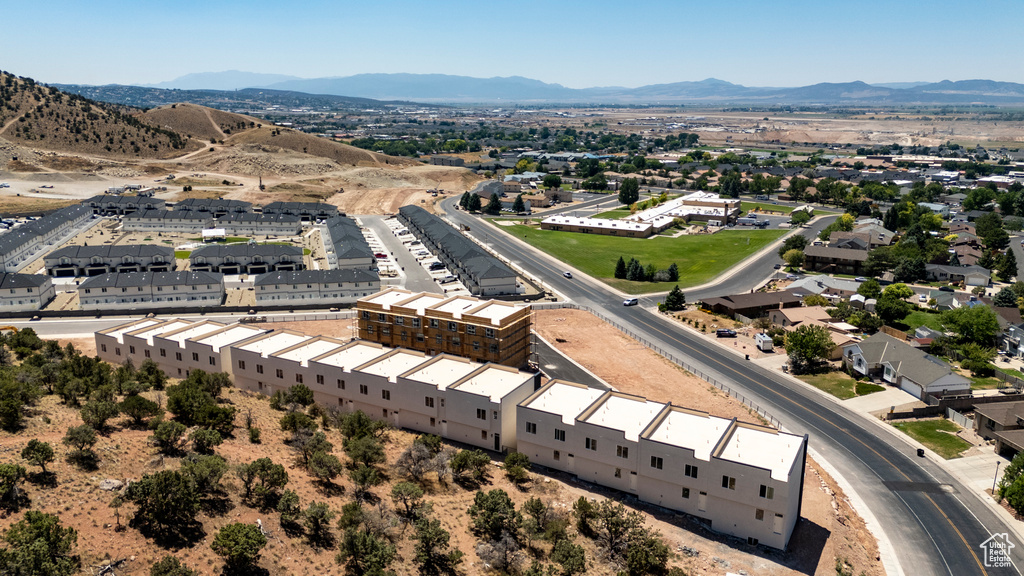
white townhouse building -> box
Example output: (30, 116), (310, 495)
(254, 269), (380, 305)
(122, 210), (214, 233)
(0, 273), (56, 312)
(77, 271), (225, 311)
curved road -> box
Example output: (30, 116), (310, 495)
(443, 196), (1022, 576)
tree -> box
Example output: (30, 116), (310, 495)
(582, 173), (607, 191)
(783, 249), (804, 269)
(149, 556), (198, 576)
(179, 453), (228, 495)
(504, 452), (530, 486)
(665, 285), (686, 311)
(413, 516), (464, 576)
(395, 442), (435, 483)
(593, 500), (644, 556)
(543, 174), (562, 189)
(286, 384), (315, 407)
(468, 193), (482, 212)
(125, 470), (200, 535)
(551, 539), (586, 576)
(349, 464), (383, 496)
(165, 379), (213, 426)
(790, 210), (811, 226)
(614, 257), (627, 279)
(237, 458), (288, 503)
(280, 410), (315, 433)
(277, 489), (302, 528)
(308, 451), (343, 485)
(337, 528), (396, 576)
(211, 522), (266, 570)
(303, 502), (337, 548)
(62, 424), (97, 468)
(484, 193), (503, 215)
(119, 394), (162, 425)
(459, 191), (471, 209)
(667, 262), (679, 282)
(0, 511), (78, 576)
(625, 527), (670, 576)
(152, 420), (187, 454)
(999, 249), (1018, 282)
(572, 497), (597, 537)
(785, 324), (836, 375)
(719, 171), (742, 198)
(345, 435), (385, 467)
(995, 286), (1018, 308)
(80, 398), (119, 430)
(777, 235), (809, 258)
(941, 305), (1001, 345)
(340, 410), (389, 441)
(468, 489), (522, 541)
(391, 482), (425, 519)
(0, 464), (27, 509)
(857, 278), (882, 299)
(892, 256), (927, 283)
(189, 428), (223, 455)
(21, 439), (54, 474)
(451, 449), (490, 483)
(618, 178), (639, 205)
(512, 194), (526, 214)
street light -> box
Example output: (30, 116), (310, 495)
(993, 461), (1003, 493)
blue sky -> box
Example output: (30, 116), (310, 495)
(4, 0), (1022, 87)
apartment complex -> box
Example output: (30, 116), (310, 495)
(321, 216), (376, 270)
(517, 380), (806, 549)
(44, 245), (175, 277)
(190, 244), (303, 275)
(215, 213), (303, 236)
(0, 273), (56, 312)
(78, 271), (225, 310)
(356, 288), (532, 367)
(122, 210), (214, 233)
(261, 202), (340, 221)
(85, 195), (166, 215)
(0, 204), (94, 272)
(254, 269), (380, 305)
(172, 198), (252, 217)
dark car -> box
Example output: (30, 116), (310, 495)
(773, 264), (782, 269)
(716, 329), (737, 338)
(939, 286), (955, 292)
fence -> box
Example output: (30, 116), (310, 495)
(947, 407), (972, 429)
(533, 302), (783, 429)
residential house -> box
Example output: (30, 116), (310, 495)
(260, 202), (340, 221)
(215, 213), (303, 236)
(974, 401), (1024, 457)
(0, 273), (56, 312)
(172, 198), (251, 217)
(122, 210), (214, 233)
(925, 264), (990, 287)
(701, 290), (804, 320)
(0, 204), (93, 272)
(788, 275), (861, 300)
(843, 333), (971, 400)
(44, 245), (174, 277)
(802, 246), (869, 275)
(254, 269), (380, 305)
(85, 195), (166, 215)
(190, 244), (303, 275)
(321, 216), (376, 270)
(77, 271), (225, 310)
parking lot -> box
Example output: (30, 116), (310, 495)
(381, 217), (471, 297)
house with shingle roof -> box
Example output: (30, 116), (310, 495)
(843, 333), (970, 400)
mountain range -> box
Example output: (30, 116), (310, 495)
(132, 72), (1024, 105)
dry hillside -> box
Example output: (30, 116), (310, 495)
(225, 126), (417, 168)
(141, 103), (264, 142)
(0, 71), (202, 159)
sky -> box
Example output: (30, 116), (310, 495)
(4, 0), (1023, 88)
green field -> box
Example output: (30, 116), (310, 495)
(489, 221), (786, 293)
(797, 371), (884, 400)
(893, 419), (971, 459)
(174, 250), (191, 259)
(900, 309), (944, 331)
(741, 202), (794, 214)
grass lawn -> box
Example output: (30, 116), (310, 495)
(797, 371), (884, 400)
(892, 419), (971, 459)
(490, 221), (786, 293)
(998, 367), (1024, 380)
(900, 309), (944, 332)
(592, 209), (632, 220)
(970, 376), (1004, 390)
(174, 251), (191, 259)
(741, 202), (794, 214)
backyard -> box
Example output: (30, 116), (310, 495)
(892, 418), (972, 459)
(797, 371), (885, 400)
(489, 220), (787, 293)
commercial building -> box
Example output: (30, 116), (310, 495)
(321, 216), (376, 270)
(540, 216), (655, 238)
(0, 204), (94, 272)
(261, 202), (340, 221)
(190, 244), (303, 274)
(85, 195), (166, 215)
(430, 155), (465, 167)
(122, 210), (214, 233)
(254, 269), (380, 305)
(215, 213), (303, 236)
(517, 381), (806, 550)
(0, 273), (56, 312)
(356, 288), (532, 367)
(44, 245), (175, 277)
(172, 198), (252, 217)
(398, 206), (517, 296)
(78, 271), (225, 310)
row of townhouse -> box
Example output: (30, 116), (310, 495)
(85, 195), (166, 215)
(44, 245), (175, 277)
(122, 210), (303, 236)
(95, 317), (806, 550)
(77, 271), (225, 311)
(0, 272), (56, 312)
(321, 216), (376, 270)
(254, 269), (380, 305)
(355, 288), (532, 367)
(260, 202), (340, 221)
(190, 244), (303, 275)
(172, 198), (252, 217)
(398, 205), (517, 296)
(123, 210), (213, 234)
(0, 204), (94, 272)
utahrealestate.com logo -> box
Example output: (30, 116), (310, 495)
(980, 533), (1015, 568)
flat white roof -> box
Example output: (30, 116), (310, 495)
(541, 215), (652, 232)
(313, 341), (390, 370)
(127, 320), (192, 345)
(523, 382), (605, 424)
(467, 300), (525, 324)
(395, 293), (446, 315)
(362, 289), (413, 309)
(432, 297), (479, 315)
(158, 322), (226, 346)
(401, 357), (479, 390)
(238, 332), (310, 356)
(718, 425), (804, 482)
(646, 409), (732, 461)
(194, 325), (268, 352)
(104, 319), (161, 343)
(357, 350), (428, 380)
(583, 395), (665, 442)
(276, 339), (346, 365)
(452, 366), (532, 402)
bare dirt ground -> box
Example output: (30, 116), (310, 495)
(534, 308), (883, 576)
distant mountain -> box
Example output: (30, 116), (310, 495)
(145, 70), (302, 91)
(871, 82), (930, 90)
(265, 73), (586, 102)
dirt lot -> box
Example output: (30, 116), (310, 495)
(534, 308), (883, 576)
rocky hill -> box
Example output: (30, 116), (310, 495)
(0, 71), (201, 159)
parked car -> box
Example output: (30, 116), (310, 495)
(716, 329), (737, 338)
(623, 298), (639, 306)
(563, 271), (572, 279)
(773, 264), (782, 269)
(374, 253), (387, 259)
(939, 286), (954, 292)
(855, 277), (868, 282)
(918, 294), (927, 302)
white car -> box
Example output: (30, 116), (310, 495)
(623, 298), (639, 306)
(918, 294), (927, 302)
(0, 183), (9, 188)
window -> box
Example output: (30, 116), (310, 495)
(430, 319), (439, 329)
(430, 417), (435, 427)
(412, 318), (420, 328)
(526, 422), (537, 434)
(276, 369), (284, 379)
(650, 456), (663, 470)
(722, 476), (736, 490)
(175, 352), (182, 361)
(681, 488), (690, 499)
(554, 429), (565, 442)
(377, 313), (386, 322)
(337, 379), (345, 390)
(382, 327), (390, 336)
(481, 431), (487, 440)
(466, 325), (476, 335)
(485, 328), (495, 339)
(489, 344), (498, 354)
(395, 317), (404, 325)
(476, 409), (486, 420)
(553, 450), (560, 461)
(159, 348), (166, 357)
(382, 390), (391, 401)
(191, 352), (199, 362)
(256, 364), (264, 374)
(616, 445), (629, 458)
(316, 374), (324, 385)
(585, 438), (597, 451)
(755, 509), (765, 521)
(209, 356), (216, 365)
(747, 537), (759, 546)
(359, 385), (368, 395)
(493, 410), (498, 420)
(101, 344), (107, 352)
(759, 485), (774, 500)
(448, 321), (457, 332)
(238, 360), (246, 370)
(684, 464), (698, 479)
(425, 397), (434, 408)
(614, 468), (621, 478)
(295, 374), (303, 384)
(473, 341), (480, 351)
(367, 325), (374, 335)
(435, 335), (443, 345)
(144, 350), (151, 358)
(362, 311), (370, 319)
(129, 346), (135, 354)
(416, 333), (424, 342)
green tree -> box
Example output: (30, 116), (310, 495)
(179, 453), (228, 495)
(484, 193), (503, 215)
(280, 410), (315, 433)
(339, 410), (389, 441)
(451, 449), (490, 483)
(512, 194), (526, 214)
(391, 481), (425, 519)
(468, 489), (522, 541)
(0, 464), (27, 508)
(543, 174), (562, 189)
(785, 324), (836, 375)
(790, 210), (811, 226)
(211, 522), (266, 570)
(572, 496), (597, 537)
(119, 394), (162, 425)
(504, 452), (530, 486)
(625, 527), (670, 576)
(62, 424), (98, 468)
(995, 286), (1019, 307)
(152, 420), (187, 454)
(349, 464), (383, 495)
(857, 278), (882, 299)
(277, 490), (302, 528)
(413, 516), (464, 576)
(941, 305), (1001, 345)
(125, 470), (200, 536)
(459, 191), (471, 209)
(303, 502), (337, 548)
(665, 285), (686, 311)
(618, 178), (639, 205)
(308, 451), (343, 485)
(551, 539), (587, 576)
(593, 500), (643, 556)
(667, 262), (679, 282)
(777, 235), (808, 258)
(1000, 249), (1018, 282)
(286, 384), (315, 407)
(468, 193), (482, 212)
(719, 171), (742, 198)
(189, 428), (222, 455)
(0, 511), (78, 576)
(80, 398), (119, 430)
(21, 439), (54, 474)
(149, 556), (198, 576)
(345, 435), (386, 467)
(614, 256), (627, 279)
(336, 529), (397, 576)
(783, 248), (804, 269)
(237, 458), (288, 503)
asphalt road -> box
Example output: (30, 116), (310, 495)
(440, 196), (1022, 576)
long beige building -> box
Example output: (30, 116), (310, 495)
(94, 318), (805, 550)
